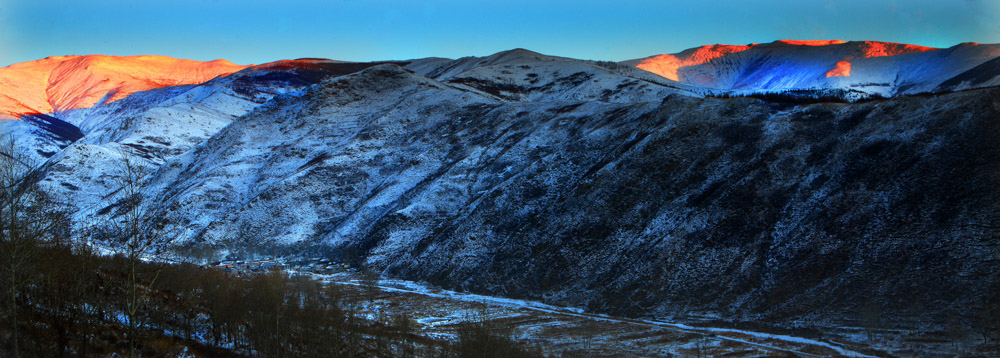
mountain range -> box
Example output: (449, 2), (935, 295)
(3, 39), (1000, 349)
(624, 40), (1000, 96)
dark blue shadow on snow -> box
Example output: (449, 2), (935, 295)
(20, 113), (85, 146)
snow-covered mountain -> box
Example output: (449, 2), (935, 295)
(4, 43), (1000, 337)
(624, 40), (1000, 97)
(39, 49), (696, 244)
(23, 58), (404, 216)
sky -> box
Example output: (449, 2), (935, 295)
(1, 0), (998, 67)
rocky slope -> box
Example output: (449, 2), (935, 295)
(101, 51), (694, 247)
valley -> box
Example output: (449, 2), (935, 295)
(2, 39), (1000, 356)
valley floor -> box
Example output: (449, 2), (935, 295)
(307, 272), (892, 357)
(187, 253), (996, 357)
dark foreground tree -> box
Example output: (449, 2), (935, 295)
(0, 137), (63, 358)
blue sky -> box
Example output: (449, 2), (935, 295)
(1, 0), (997, 66)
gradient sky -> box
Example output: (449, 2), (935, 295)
(1, 0), (998, 67)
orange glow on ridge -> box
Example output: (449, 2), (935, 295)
(0, 55), (248, 119)
(855, 41), (936, 58)
(635, 44), (755, 81)
(632, 40), (941, 83)
(775, 40), (847, 46)
(826, 61), (852, 77)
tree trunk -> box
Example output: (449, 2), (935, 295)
(9, 266), (19, 358)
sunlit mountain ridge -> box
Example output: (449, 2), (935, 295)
(623, 40), (999, 96)
(3, 40), (999, 122)
(0, 55), (248, 119)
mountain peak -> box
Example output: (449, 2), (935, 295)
(487, 48), (550, 60)
(774, 39), (846, 46)
(499, 48), (545, 56)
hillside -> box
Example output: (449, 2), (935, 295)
(23, 51), (994, 332)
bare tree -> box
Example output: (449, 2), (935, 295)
(946, 315), (969, 354)
(393, 311), (416, 358)
(860, 301), (882, 343)
(102, 148), (171, 357)
(360, 268), (381, 303)
(0, 137), (59, 358)
(452, 302), (542, 358)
